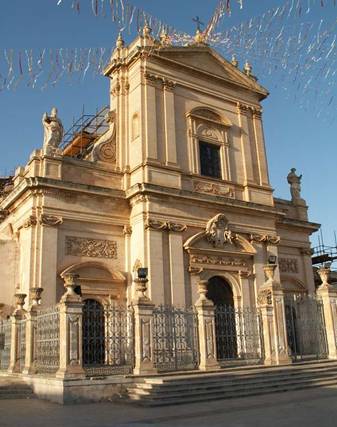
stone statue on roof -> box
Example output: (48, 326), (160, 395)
(42, 107), (64, 155)
(287, 168), (304, 203)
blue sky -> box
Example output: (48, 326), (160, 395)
(1, 0), (336, 247)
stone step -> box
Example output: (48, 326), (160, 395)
(134, 368), (337, 390)
(141, 362), (337, 385)
(129, 378), (337, 406)
(129, 373), (337, 399)
(125, 361), (337, 406)
(0, 381), (34, 400)
(128, 378), (337, 406)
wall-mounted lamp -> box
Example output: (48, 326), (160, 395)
(137, 268), (148, 280)
(268, 255), (277, 265)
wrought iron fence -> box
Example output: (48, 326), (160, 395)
(285, 294), (328, 361)
(82, 300), (134, 376)
(152, 305), (199, 372)
(17, 319), (26, 372)
(214, 305), (264, 363)
(34, 306), (60, 373)
(0, 319), (11, 370)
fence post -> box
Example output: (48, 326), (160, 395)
(8, 293), (27, 374)
(258, 264), (291, 365)
(23, 287), (43, 375)
(195, 280), (220, 371)
(316, 266), (337, 359)
(56, 273), (85, 379)
(132, 277), (157, 375)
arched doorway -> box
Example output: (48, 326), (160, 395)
(206, 276), (237, 360)
(82, 299), (105, 366)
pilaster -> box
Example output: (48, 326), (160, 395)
(163, 80), (177, 166)
(195, 281), (220, 371)
(132, 277), (157, 375)
(56, 274), (85, 379)
(8, 293), (27, 374)
(317, 267), (337, 359)
(237, 103), (255, 191)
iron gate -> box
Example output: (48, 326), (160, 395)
(82, 299), (134, 376)
(214, 305), (264, 363)
(285, 294), (327, 361)
(0, 319), (11, 370)
(152, 305), (199, 372)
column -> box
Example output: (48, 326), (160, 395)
(163, 81), (177, 166)
(195, 281), (220, 371)
(37, 215), (62, 306)
(8, 293), (27, 374)
(258, 264), (291, 365)
(168, 225), (186, 307)
(252, 109), (270, 186)
(56, 273), (85, 379)
(144, 76), (158, 161)
(237, 103), (255, 189)
(132, 277), (157, 375)
(317, 266), (337, 359)
(23, 287), (43, 375)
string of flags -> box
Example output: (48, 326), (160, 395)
(1, 0), (337, 119)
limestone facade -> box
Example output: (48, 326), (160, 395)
(0, 30), (319, 315)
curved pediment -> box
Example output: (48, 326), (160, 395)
(184, 214), (256, 255)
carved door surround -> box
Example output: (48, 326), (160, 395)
(186, 108), (232, 180)
(184, 214), (256, 307)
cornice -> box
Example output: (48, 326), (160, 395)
(126, 183), (284, 219)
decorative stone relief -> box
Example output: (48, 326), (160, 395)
(68, 315), (81, 366)
(194, 182), (235, 198)
(140, 319), (151, 362)
(279, 258), (298, 274)
(250, 234), (281, 245)
(300, 248), (313, 256)
(191, 254), (247, 268)
(91, 112), (116, 163)
(65, 236), (117, 259)
(40, 214), (63, 227)
(257, 289), (273, 306)
(205, 214), (234, 247)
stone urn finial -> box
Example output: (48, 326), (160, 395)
(195, 280), (213, 307)
(116, 32), (124, 49)
(134, 277), (149, 301)
(30, 287), (44, 306)
(317, 265), (331, 289)
(14, 293), (27, 314)
(61, 273), (81, 302)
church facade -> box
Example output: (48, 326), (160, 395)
(0, 28), (317, 312)
(1, 28), (334, 396)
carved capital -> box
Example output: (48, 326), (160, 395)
(237, 102), (249, 115)
(167, 222), (187, 233)
(40, 214), (63, 227)
(145, 219), (168, 231)
(23, 215), (37, 229)
(163, 79), (176, 91)
(123, 225), (132, 236)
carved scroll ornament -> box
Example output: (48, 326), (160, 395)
(250, 234), (280, 245)
(145, 219), (187, 233)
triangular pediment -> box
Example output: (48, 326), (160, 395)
(156, 46), (268, 98)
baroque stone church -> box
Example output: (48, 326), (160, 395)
(0, 26), (317, 314)
(3, 26), (337, 404)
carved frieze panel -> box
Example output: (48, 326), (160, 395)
(190, 254), (247, 268)
(279, 258), (298, 274)
(194, 181), (235, 198)
(65, 236), (117, 259)
(250, 234), (281, 245)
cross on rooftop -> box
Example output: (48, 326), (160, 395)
(193, 16), (204, 32)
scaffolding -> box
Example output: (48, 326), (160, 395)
(60, 105), (110, 158)
(312, 230), (337, 268)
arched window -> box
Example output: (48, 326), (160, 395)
(131, 113), (140, 141)
(186, 107), (232, 180)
